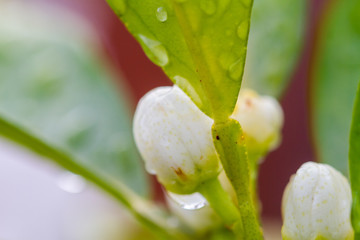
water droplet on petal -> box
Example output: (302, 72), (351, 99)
(228, 58), (245, 81)
(168, 192), (208, 210)
(200, 0), (217, 15)
(237, 20), (249, 40)
(57, 171), (86, 193)
(156, 7), (168, 22)
(139, 35), (169, 67)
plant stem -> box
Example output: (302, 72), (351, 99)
(249, 155), (261, 220)
(212, 119), (263, 240)
(0, 116), (188, 240)
(198, 178), (243, 237)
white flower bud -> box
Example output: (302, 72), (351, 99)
(133, 85), (220, 194)
(282, 162), (354, 240)
(231, 89), (284, 159)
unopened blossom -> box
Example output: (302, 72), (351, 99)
(133, 85), (220, 194)
(282, 162), (353, 240)
(231, 89), (284, 160)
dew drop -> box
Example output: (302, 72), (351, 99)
(139, 34), (169, 67)
(168, 192), (208, 210)
(200, 0), (216, 15)
(156, 7), (168, 22)
(228, 58), (245, 81)
(237, 20), (249, 40)
(57, 171), (86, 194)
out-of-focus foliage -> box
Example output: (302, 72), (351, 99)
(349, 80), (360, 237)
(311, 0), (360, 175)
(0, 1), (148, 196)
(107, 0), (253, 120)
(243, 0), (306, 98)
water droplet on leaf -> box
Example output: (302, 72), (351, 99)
(200, 0), (217, 15)
(156, 7), (168, 22)
(228, 58), (244, 81)
(237, 20), (249, 40)
(139, 35), (169, 67)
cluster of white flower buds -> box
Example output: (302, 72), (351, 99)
(134, 84), (354, 238)
(133, 85), (283, 195)
(282, 162), (354, 240)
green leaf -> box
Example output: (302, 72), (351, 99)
(107, 0), (253, 120)
(310, 0), (360, 174)
(0, 2), (148, 196)
(349, 80), (360, 239)
(243, 0), (306, 98)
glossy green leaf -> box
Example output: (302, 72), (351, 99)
(0, 2), (148, 196)
(243, 0), (306, 98)
(349, 80), (360, 238)
(311, 0), (360, 174)
(107, 0), (253, 120)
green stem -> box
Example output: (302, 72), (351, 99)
(212, 119), (263, 240)
(198, 178), (243, 236)
(249, 155), (261, 220)
(0, 116), (187, 240)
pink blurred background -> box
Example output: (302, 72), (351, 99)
(0, 0), (330, 239)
